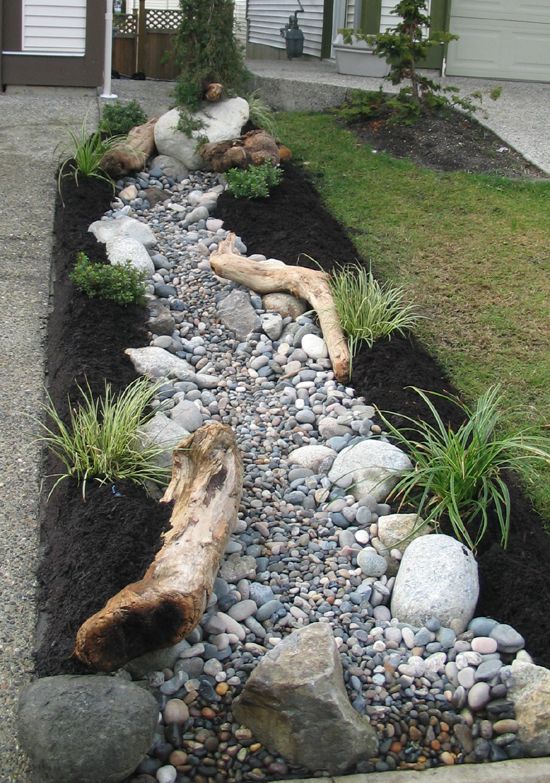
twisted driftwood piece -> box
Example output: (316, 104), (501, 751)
(75, 422), (243, 671)
(101, 116), (158, 178)
(211, 233), (350, 380)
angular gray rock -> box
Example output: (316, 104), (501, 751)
(89, 215), (156, 248)
(149, 308), (176, 336)
(154, 99), (250, 170)
(217, 290), (261, 340)
(125, 347), (193, 379)
(509, 660), (550, 756)
(18, 674), (158, 783)
(233, 623), (378, 774)
(125, 639), (190, 679)
(106, 237), (155, 275)
(328, 439), (412, 501)
(138, 412), (189, 468)
(260, 312), (283, 341)
(391, 534), (479, 634)
(262, 292), (308, 320)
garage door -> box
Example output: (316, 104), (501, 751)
(446, 0), (550, 82)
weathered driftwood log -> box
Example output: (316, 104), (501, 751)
(211, 234), (350, 380)
(200, 130), (281, 172)
(100, 116), (158, 178)
(74, 422), (243, 671)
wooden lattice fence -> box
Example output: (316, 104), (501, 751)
(113, 2), (182, 80)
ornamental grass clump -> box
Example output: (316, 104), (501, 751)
(380, 385), (550, 551)
(58, 120), (122, 196)
(37, 378), (169, 499)
(329, 263), (420, 363)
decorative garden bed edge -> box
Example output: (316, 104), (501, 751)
(274, 756), (550, 783)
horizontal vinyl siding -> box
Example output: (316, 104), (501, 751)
(23, 0), (87, 53)
(346, 0), (357, 28)
(248, 0), (324, 57)
(381, 0), (431, 32)
(235, 0), (247, 43)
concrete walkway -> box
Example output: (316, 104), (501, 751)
(0, 72), (547, 781)
(247, 59), (550, 174)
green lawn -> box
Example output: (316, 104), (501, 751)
(276, 112), (550, 518)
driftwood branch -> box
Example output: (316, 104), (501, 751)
(74, 422), (243, 671)
(101, 116), (158, 178)
(211, 234), (350, 380)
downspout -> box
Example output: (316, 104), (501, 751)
(101, 0), (117, 98)
(0, 0), (4, 91)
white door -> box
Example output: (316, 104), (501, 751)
(447, 0), (550, 82)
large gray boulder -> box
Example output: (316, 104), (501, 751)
(509, 660), (550, 756)
(232, 623), (378, 774)
(391, 534), (479, 634)
(217, 290), (261, 340)
(89, 216), (157, 248)
(18, 674), (158, 783)
(106, 237), (155, 275)
(262, 292), (308, 320)
(328, 439), (412, 501)
(154, 99), (250, 170)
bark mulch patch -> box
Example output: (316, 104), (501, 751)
(216, 161), (550, 668)
(36, 176), (172, 677)
(345, 108), (546, 178)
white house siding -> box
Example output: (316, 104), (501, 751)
(248, 0), (325, 57)
(345, 0), (358, 29)
(22, 0), (86, 53)
(380, 0), (432, 33)
(234, 0), (247, 44)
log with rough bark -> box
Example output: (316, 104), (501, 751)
(100, 116), (158, 178)
(211, 234), (350, 380)
(74, 422), (243, 671)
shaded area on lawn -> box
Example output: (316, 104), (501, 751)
(216, 161), (550, 668)
(36, 177), (172, 676)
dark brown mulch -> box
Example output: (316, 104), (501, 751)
(216, 161), (550, 667)
(35, 176), (172, 676)
(347, 108), (546, 177)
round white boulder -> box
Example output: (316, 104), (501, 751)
(154, 98), (250, 170)
(328, 439), (412, 502)
(390, 534), (479, 634)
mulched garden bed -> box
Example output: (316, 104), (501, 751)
(343, 108), (546, 178)
(38, 148), (550, 681)
(36, 177), (172, 677)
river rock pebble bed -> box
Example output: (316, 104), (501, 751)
(93, 165), (533, 782)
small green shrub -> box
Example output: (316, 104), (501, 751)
(36, 378), (170, 498)
(329, 264), (421, 363)
(380, 386), (550, 550)
(226, 163), (283, 199)
(99, 99), (147, 136)
(335, 88), (386, 123)
(247, 90), (277, 135)
(70, 252), (146, 306)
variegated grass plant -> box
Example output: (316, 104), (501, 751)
(36, 377), (169, 499)
(329, 263), (421, 368)
(379, 385), (550, 551)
